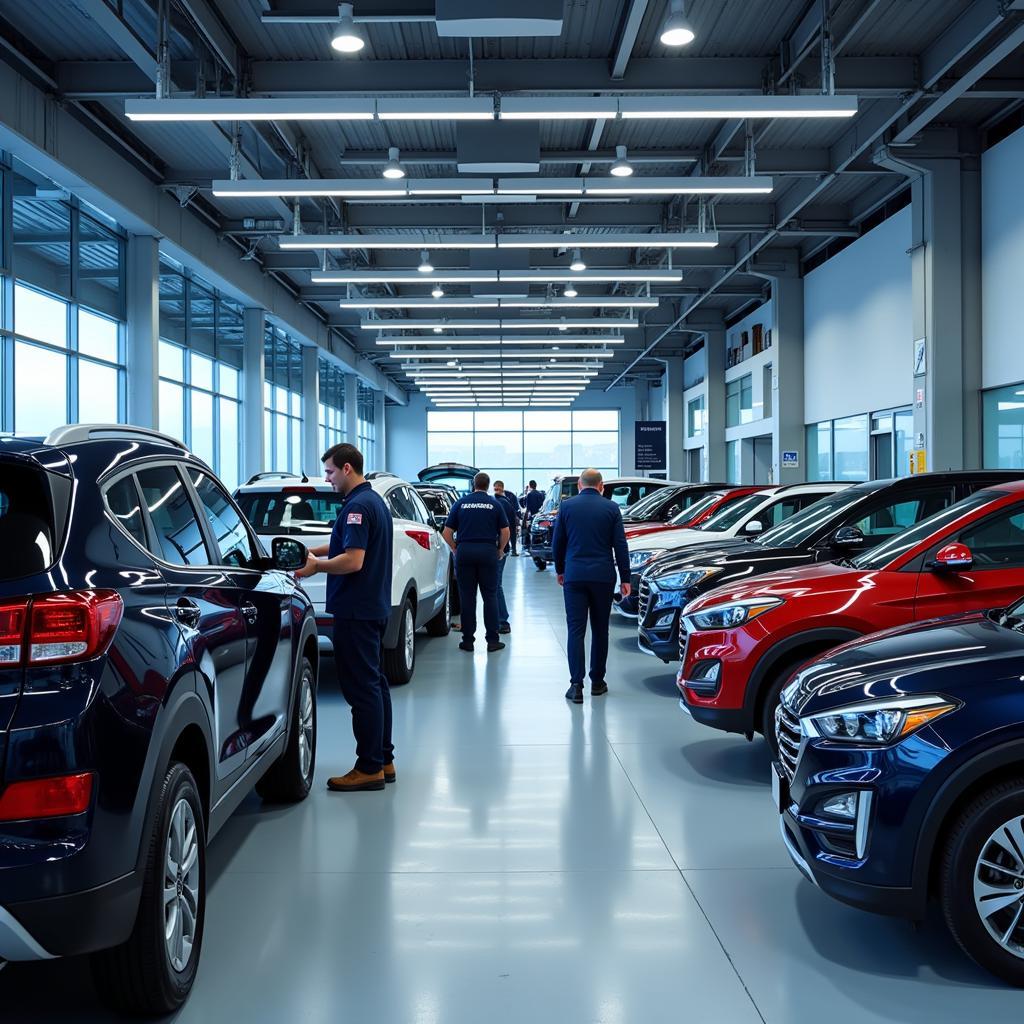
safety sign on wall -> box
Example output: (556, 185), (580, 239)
(781, 450), (799, 469)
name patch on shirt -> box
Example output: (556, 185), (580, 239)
(346, 512), (363, 524)
(461, 503), (495, 510)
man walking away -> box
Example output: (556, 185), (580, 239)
(551, 468), (631, 704)
(521, 479), (545, 551)
(443, 472), (510, 653)
(296, 443), (395, 791)
(492, 481), (518, 633)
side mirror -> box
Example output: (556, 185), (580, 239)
(833, 525), (866, 548)
(929, 542), (974, 572)
(743, 519), (764, 535)
(272, 537), (307, 571)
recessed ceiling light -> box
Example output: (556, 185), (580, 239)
(418, 250), (434, 273)
(381, 147), (405, 179)
(331, 3), (366, 53)
(570, 248), (586, 272)
(610, 145), (634, 177)
(660, 0), (695, 46)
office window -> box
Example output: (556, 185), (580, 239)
(806, 422), (832, 480)
(726, 440), (740, 484)
(357, 381), (377, 471)
(319, 360), (347, 454)
(726, 375), (753, 427)
(263, 326), (304, 476)
(983, 384), (1024, 470)
(687, 396), (705, 438)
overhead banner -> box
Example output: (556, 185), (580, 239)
(635, 421), (667, 472)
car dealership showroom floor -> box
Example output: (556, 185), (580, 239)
(4, 557), (1021, 1024)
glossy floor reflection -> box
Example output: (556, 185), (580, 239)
(3, 556), (1018, 1022)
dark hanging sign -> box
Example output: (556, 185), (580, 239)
(635, 421), (667, 472)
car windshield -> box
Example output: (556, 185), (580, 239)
(695, 491), (769, 532)
(418, 491), (448, 516)
(850, 489), (1000, 570)
(624, 487), (679, 522)
(667, 492), (721, 526)
(753, 487), (870, 548)
(235, 490), (343, 536)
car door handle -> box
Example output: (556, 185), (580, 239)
(241, 601), (258, 624)
(175, 599), (202, 629)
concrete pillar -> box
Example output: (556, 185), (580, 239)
(301, 344), (320, 476)
(751, 252), (804, 484)
(876, 147), (982, 470)
(344, 373), (359, 447)
(703, 322), (727, 483)
(125, 234), (160, 429)
(373, 389), (386, 472)
(662, 356), (686, 482)
(242, 307), (266, 480)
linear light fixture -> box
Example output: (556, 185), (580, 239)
(403, 363), (600, 371)
(499, 97), (620, 120)
(361, 318), (638, 330)
(386, 350), (614, 359)
(617, 95), (858, 119)
(282, 232), (717, 251)
(373, 336), (625, 345)
(494, 176), (773, 196)
(338, 297), (658, 310)
(311, 269), (683, 285)
(376, 98), (494, 121)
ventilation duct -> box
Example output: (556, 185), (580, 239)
(435, 0), (564, 37)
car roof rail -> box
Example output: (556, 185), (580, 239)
(243, 470), (310, 485)
(366, 471), (397, 479)
(45, 423), (190, 452)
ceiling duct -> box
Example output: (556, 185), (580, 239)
(435, 0), (564, 37)
(457, 122), (540, 174)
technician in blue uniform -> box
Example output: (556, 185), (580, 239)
(521, 479), (545, 552)
(551, 468), (631, 704)
(297, 442), (395, 792)
(443, 472), (510, 653)
(492, 480), (519, 632)
(494, 479), (520, 558)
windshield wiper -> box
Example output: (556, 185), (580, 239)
(833, 557), (857, 568)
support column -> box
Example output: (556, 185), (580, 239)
(751, 252), (804, 484)
(344, 373), (359, 447)
(703, 323), (727, 483)
(661, 356), (686, 482)
(125, 234), (160, 429)
(301, 344), (320, 476)
(373, 389), (386, 472)
(242, 307), (266, 480)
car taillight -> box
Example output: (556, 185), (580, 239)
(0, 590), (123, 666)
(0, 772), (95, 821)
(405, 529), (432, 551)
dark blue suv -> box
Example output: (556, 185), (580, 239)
(0, 425), (317, 1014)
(774, 599), (1024, 985)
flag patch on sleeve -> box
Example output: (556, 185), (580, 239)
(346, 512), (363, 524)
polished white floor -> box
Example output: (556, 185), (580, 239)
(6, 556), (1022, 1022)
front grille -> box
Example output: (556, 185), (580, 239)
(638, 578), (651, 622)
(776, 701), (802, 783)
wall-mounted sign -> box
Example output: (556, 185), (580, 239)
(781, 450), (799, 469)
(911, 449), (927, 474)
(915, 388), (924, 409)
(635, 421), (667, 471)
(914, 338), (927, 376)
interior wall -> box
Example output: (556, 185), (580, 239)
(982, 122), (1024, 390)
(803, 207), (913, 424)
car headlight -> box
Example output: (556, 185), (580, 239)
(630, 549), (664, 570)
(654, 567), (720, 592)
(802, 695), (959, 746)
(686, 596), (783, 630)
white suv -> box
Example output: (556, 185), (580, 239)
(235, 472), (452, 684)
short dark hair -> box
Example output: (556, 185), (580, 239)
(473, 471), (490, 491)
(493, 480), (504, 489)
(322, 442), (364, 475)
(528, 480), (537, 488)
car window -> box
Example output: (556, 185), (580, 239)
(607, 484), (632, 507)
(104, 475), (148, 548)
(765, 496), (810, 527)
(235, 490), (343, 536)
(755, 488), (872, 547)
(697, 492), (767, 531)
(669, 492), (722, 526)
(405, 487), (431, 526)
(136, 465), (210, 566)
(959, 503), (1024, 568)
(847, 488), (952, 545)
(387, 486), (417, 522)
(0, 460), (58, 580)
(187, 469), (255, 568)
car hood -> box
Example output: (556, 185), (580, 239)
(683, 559), (860, 613)
(629, 527), (727, 553)
(785, 612), (1024, 714)
(624, 522), (675, 538)
(644, 537), (792, 579)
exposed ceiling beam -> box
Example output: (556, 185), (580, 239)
(176, 0), (239, 75)
(919, 0), (1013, 89)
(610, 0), (651, 81)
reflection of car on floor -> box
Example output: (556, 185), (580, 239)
(0, 425), (317, 1015)
(236, 472), (452, 684)
(529, 475), (677, 570)
(774, 594), (1024, 986)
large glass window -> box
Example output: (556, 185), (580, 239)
(319, 360), (347, 454)
(357, 381), (377, 471)
(833, 414), (870, 481)
(426, 409), (620, 497)
(808, 408), (912, 482)
(726, 375), (753, 427)
(984, 384), (1024, 470)
(687, 396), (705, 438)
(263, 326), (304, 476)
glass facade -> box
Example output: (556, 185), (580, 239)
(983, 384), (1024, 469)
(806, 407), (912, 482)
(357, 381), (377, 470)
(687, 395), (705, 437)
(319, 359), (347, 455)
(726, 374), (753, 427)
(157, 258), (244, 490)
(263, 326), (305, 476)
(426, 410), (620, 495)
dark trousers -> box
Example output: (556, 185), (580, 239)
(509, 525), (518, 555)
(456, 543), (500, 645)
(563, 580), (615, 687)
(333, 618), (393, 774)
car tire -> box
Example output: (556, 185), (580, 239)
(424, 583), (452, 637)
(256, 655), (317, 803)
(91, 763), (206, 1015)
(383, 598), (416, 685)
(760, 656), (812, 755)
(533, 557), (547, 570)
(941, 778), (1024, 986)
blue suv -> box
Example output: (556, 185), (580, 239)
(0, 425), (317, 1014)
(774, 598), (1024, 985)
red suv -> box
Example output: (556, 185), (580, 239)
(677, 480), (1024, 750)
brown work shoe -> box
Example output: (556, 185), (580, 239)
(327, 768), (385, 792)
(383, 763), (397, 784)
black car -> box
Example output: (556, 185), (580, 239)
(621, 482), (733, 525)
(528, 475), (581, 569)
(637, 471), (1021, 663)
(0, 425), (317, 1014)
(774, 602), (1024, 985)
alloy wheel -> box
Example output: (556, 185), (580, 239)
(298, 669), (315, 781)
(163, 798), (200, 973)
(973, 814), (1024, 958)
(403, 607), (415, 670)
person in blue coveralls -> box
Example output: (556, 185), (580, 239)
(551, 468), (631, 704)
(492, 480), (519, 633)
(296, 443), (395, 792)
(442, 472), (510, 653)
(494, 479), (520, 558)
(521, 479), (545, 552)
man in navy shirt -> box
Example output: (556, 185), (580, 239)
(296, 443), (395, 792)
(494, 479), (520, 558)
(551, 468), (631, 704)
(492, 480), (519, 632)
(443, 472), (510, 653)
(521, 479), (545, 551)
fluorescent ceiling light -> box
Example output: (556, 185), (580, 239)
(374, 336), (624, 345)
(312, 271), (499, 284)
(496, 233), (718, 249)
(382, 147), (405, 180)
(386, 350), (614, 359)
(500, 97), (618, 120)
(578, 176), (773, 196)
(125, 98), (376, 122)
(361, 319), (638, 330)
(610, 145), (633, 177)
(403, 363), (600, 371)
(660, 0), (695, 46)
(339, 297), (656, 310)
(618, 95), (858, 119)
(376, 98), (494, 121)
(502, 269), (682, 283)
(280, 234), (496, 250)
(500, 298), (658, 309)
(331, 3), (366, 52)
